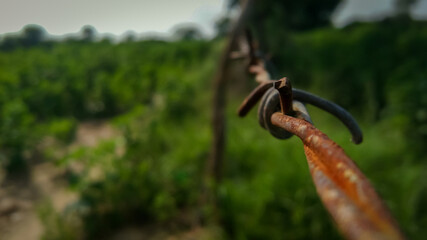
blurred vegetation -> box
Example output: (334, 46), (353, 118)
(1, 2), (427, 239)
(228, 0), (340, 31)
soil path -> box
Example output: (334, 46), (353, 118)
(0, 121), (116, 240)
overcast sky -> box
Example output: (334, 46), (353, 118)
(333, 0), (427, 27)
(0, 0), (426, 37)
(0, 0), (227, 37)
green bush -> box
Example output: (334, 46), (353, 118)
(0, 20), (426, 239)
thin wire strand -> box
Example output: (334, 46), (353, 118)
(292, 89), (363, 144)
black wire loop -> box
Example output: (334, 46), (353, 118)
(258, 87), (312, 140)
(253, 85), (363, 144)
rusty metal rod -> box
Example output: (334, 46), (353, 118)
(238, 81), (272, 117)
(238, 84), (363, 144)
(271, 112), (405, 240)
(274, 78), (293, 115)
(210, 0), (254, 182)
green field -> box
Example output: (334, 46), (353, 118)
(0, 20), (426, 239)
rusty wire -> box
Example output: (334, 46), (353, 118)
(271, 113), (405, 240)
(238, 79), (363, 144)
(236, 32), (405, 240)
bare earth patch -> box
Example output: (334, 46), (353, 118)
(0, 121), (116, 240)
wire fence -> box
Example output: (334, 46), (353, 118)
(235, 33), (406, 240)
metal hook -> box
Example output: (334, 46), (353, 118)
(238, 79), (363, 144)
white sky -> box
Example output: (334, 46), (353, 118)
(333, 0), (395, 27)
(0, 0), (227, 37)
(0, 0), (426, 37)
(333, 0), (427, 27)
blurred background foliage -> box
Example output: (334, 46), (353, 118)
(0, 0), (426, 239)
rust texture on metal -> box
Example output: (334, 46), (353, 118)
(271, 112), (405, 240)
(274, 78), (293, 115)
(209, 0), (254, 182)
(237, 81), (363, 144)
(238, 81), (272, 117)
(236, 31), (404, 239)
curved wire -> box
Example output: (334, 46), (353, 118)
(292, 89), (363, 144)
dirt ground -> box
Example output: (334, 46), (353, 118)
(0, 122), (211, 240)
(0, 121), (116, 240)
